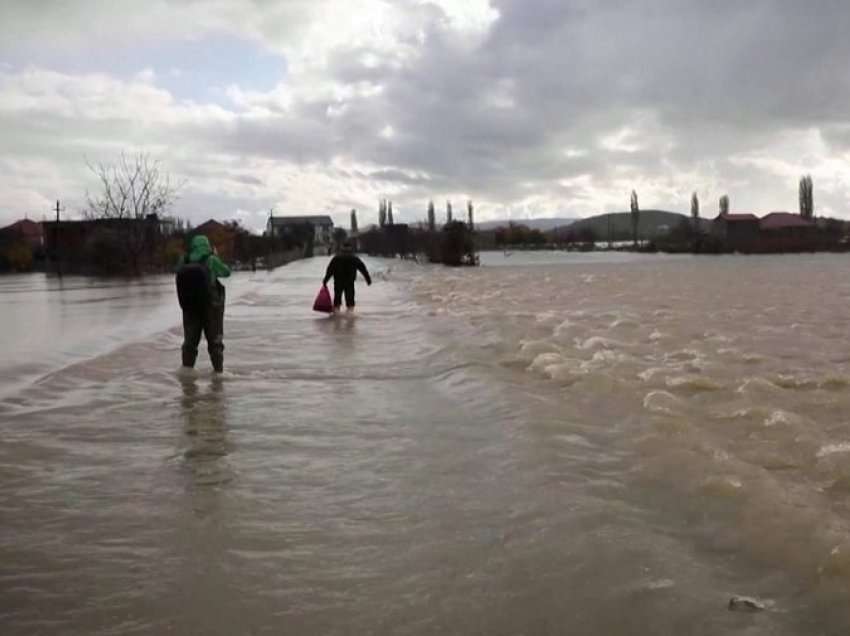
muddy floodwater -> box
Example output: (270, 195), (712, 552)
(3, 253), (850, 634)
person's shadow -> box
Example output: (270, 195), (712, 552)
(179, 373), (233, 516)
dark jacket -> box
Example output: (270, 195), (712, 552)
(323, 254), (371, 287)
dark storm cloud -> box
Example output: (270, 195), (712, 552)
(325, 0), (850, 211)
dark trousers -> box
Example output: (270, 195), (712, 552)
(182, 303), (225, 372)
(333, 282), (355, 308)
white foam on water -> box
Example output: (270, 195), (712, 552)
(699, 476), (744, 498)
(737, 377), (782, 395)
(817, 442), (850, 458)
(643, 390), (684, 415)
(608, 318), (639, 330)
(528, 352), (564, 372)
(575, 336), (625, 351)
(553, 319), (575, 337)
(638, 367), (668, 382)
(590, 350), (627, 364)
(519, 339), (560, 359)
(716, 347), (739, 356)
(763, 410), (800, 428)
(665, 375), (723, 392)
(544, 361), (585, 385)
(820, 375), (850, 390)
(535, 310), (559, 324)
(665, 349), (701, 362)
(773, 374), (817, 391)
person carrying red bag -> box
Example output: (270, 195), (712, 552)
(322, 241), (371, 312)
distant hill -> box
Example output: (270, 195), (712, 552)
(475, 217), (577, 232)
(553, 210), (701, 240)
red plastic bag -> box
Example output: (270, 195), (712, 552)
(313, 285), (333, 313)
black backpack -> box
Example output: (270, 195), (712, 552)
(175, 254), (211, 312)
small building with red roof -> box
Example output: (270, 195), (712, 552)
(711, 212), (760, 250)
(711, 210), (821, 252)
(191, 219), (239, 261)
(758, 212), (817, 251)
(0, 218), (43, 250)
(0, 218), (45, 271)
(759, 211), (815, 231)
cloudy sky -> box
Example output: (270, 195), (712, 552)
(2, 0), (850, 231)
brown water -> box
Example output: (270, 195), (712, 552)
(2, 253), (850, 634)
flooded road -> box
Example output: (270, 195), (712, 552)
(3, 253), (850, 634)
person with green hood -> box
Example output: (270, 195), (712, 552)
(175, 234), (231, 372)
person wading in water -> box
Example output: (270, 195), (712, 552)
(175, 234), (231, 372)
(322, 241), (371, 312)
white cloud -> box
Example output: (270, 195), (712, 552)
(135, 68), (156, 83)
(3, 0), (850, 228)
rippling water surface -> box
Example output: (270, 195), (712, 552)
(3, 253), (850, 634)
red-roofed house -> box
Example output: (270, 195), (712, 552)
(0, 218), (45, 271)
(711, 210), (821, 252)
(0, 219), (43, 250)
(192, 219), (238, 261)
(711, 213), (760, 250)
(759, 212), (817, 251)
(760, 212), (815, 231)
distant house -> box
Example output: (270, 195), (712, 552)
(194, 219), (228, 236)
(267, 215), (334, 246)
(0, 218), (45, 271)
(158, 216), (177, 236)
(0, 219), (43, 250)
(759, 212), (817, 249)
(192, 219), (238, 260)
(711, 213), (760, 250)
(759, 212), (817, 232)
(42, 216), (164, 272)
(711, 211), (821, 252)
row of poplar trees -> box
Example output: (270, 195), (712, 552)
(628, 173), (815, 245)
(348, 200), (475, 233)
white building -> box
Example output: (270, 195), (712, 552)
(266, 215), (334, 246)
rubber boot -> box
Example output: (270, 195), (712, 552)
(182, 347), (198, 368)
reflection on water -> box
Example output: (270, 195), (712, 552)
(2, 254), (850, 634)
(180, 373), (232, 494)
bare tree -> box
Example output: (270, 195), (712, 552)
(719, 194), (729, 215)
(691, 191), (700, 231)
(387, 200), (394, 226)
(86, 152), (179, 220)
(350, 209), (358, 234)
(799, 175), (814, 219)
(427, 200), (436, 231)
(85, 152), (180, 273)
(446, 200), (453, 223)
(467, 200), (474, 229)
(630, 190), (639, 248)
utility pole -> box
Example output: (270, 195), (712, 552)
(55, 200), (62, 277)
